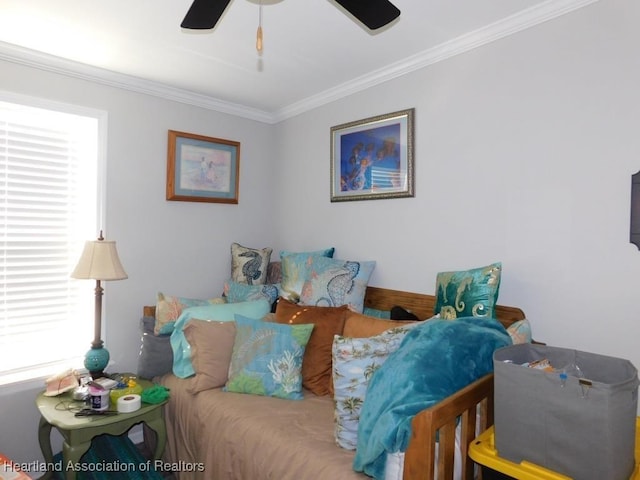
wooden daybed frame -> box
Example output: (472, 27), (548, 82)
(364, 286), (525, 480)
(145, 285), (525, 480)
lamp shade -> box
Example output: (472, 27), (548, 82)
(71, 239), (128, 281)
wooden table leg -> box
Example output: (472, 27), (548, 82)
(62, 440), (91, 480)
(145, 417), (167, 461)
(37, 416), (54, 480)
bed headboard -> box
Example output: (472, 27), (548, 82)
(363, 286), (525, 329)
(143, 286), (525, 329)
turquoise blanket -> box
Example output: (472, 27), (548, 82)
(352, 317), (511, 479)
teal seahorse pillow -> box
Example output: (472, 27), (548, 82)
(299, 257), (376, 313)
(225, 314), (314, 400)
(434, 262), (502, 319)
(279, 248), (335, 302)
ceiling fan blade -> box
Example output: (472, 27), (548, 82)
(181, 0), (232, 30)
(334, 0), (400, 30)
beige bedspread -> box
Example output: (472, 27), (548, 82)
(159, 373), (366, 480)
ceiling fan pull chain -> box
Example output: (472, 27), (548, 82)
(256, 1), (264, 53)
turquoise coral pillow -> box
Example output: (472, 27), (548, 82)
(299, 257), (375, 313)
(434, 262), (502, 319)
(279, 248), (335, 302)
(225, 315), (314, 400)
(332, 322), (421, 450)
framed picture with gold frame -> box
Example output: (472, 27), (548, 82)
(166, 130), (240, 204)
(330, 108), (414, 202)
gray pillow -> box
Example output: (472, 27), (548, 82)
(137, 316), (173, 379)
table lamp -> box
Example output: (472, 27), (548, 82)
(71, 231), (128, 378)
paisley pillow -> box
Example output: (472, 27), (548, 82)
(434, 262), (502, 319)
(299, 257), (376, 313)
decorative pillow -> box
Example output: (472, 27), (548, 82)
(230, 242), (273, 285)
(332, 322), (422, 450)
(506, 318), (532, 344)
(183, 319), (237, 394)
(137, 316), (173, 380)
(279, 248), (335, 302)
(273, 298), (348, 396)
(155, 292), (225, 335)
(170, 298), (272, 379)
(223, 280), (280, 306)
(266, 261), (282, 285)
(434, 262), (502, 319)
(225, 315), (314, 400)
(299, 257), (376, 313)
(343, 311), (417, 338)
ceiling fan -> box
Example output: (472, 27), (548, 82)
(181, 0), (401, 31)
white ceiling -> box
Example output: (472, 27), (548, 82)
(0, 0), (596, 123)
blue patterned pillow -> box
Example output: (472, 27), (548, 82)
(434, 262), (502, 319)
(299, 257), (376, 313)
(332, 322), (421, 450)
(155, 292), (225, 335)
(279, 248), (335, 302)
(225, 315), (314, 400)
(223, 280), (280, 305)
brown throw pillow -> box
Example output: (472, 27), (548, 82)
(273, 297), (348, 396)
(183, 319), (237, 394)
(342, 311), (417, 338)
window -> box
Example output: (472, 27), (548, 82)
(0, 95), (103, 385)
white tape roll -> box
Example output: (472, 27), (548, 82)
(117, 394), (142, 413)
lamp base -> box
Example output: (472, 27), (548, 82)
(84, 345), (110, 378)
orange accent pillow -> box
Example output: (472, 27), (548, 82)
(273, 298), (348, 396)
(342, 311), (417, 338)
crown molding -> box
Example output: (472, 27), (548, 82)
(273, 0), (600, 122)
(0, 0), (598, 125)
(0, 41), (273, 124)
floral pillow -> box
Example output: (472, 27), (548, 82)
(230, 243), (273, 285)
(434, 262), (502, 319)
(299, 257), (376, 313)
(225, 315), (314, 400)
(279, 248), (335, 302)
(332, 322), (421, 450)
(155, 292), (225, 335)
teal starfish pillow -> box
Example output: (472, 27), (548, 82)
(225, 315), (314, 400)
(434, 262), (502, 319)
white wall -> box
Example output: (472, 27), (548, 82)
(2, 0), (639, 466)
(273, 0), (640, 400)
(0, 60), (277, 463)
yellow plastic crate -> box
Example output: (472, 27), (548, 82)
(469, 417), (640, 480)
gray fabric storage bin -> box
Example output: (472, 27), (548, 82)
(493, 343), (638, 480)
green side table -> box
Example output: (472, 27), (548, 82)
(36, 376), (167, 480)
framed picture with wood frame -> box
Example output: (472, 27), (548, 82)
(166, 130), (240, 204)
(330, 108), (414, 202)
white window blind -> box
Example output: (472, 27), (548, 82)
(0, 98), (99, 385)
